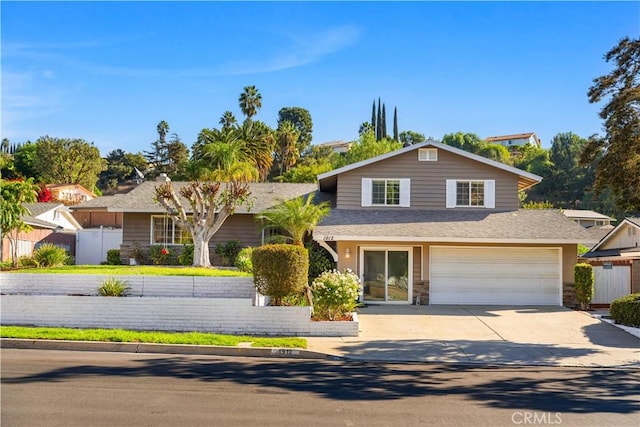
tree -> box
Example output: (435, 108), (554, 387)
(238, 85), (262, 120)
(381, 103), (387, 139)
(341, 132), (402, 166)
(398, 130), (425, 145)
(144, 120), (171, 178)
(13, 142), (39, 180)
(219, 111), (237, 132)
(580, 37), (640, 212)
(274, 121), (300, 177)
(376, 98), (382, 141)
(441, 132), (484, 153)
(257, 193), (330, 246)
(548, 132), (592, 207)
(33, 136), (105, 191)
(0, 179), (37, 265)
(371, 100), (376, 130)
(99, 149), (148, 191)
(393, 107), (399, 141)
(155, 181), (252, 267)
(475, 143), (511, 164)
(277, 107), (313, 155)
(358, 122), (373, 136)
(166, 134), (189, 178)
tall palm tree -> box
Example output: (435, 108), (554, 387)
(257, 193), (330, 246)
(157, 120), (169, 144)
(219, 111), (237, 132)
(238, 85), (262, 120)
(237, 120), (275, 181)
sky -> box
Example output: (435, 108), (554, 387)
(2, 1), (639, 157)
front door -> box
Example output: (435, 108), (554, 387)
(361, 248), (411, 303)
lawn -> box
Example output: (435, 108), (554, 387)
(3, 265), (251, 277)
(1, 326), (306, 348)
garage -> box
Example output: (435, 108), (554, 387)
(430, 246), (562, 305)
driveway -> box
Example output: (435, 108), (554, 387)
(305, 305), (640, 367)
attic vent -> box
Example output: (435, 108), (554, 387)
(418, 148), (437, 161)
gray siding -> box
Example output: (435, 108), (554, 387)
(336, 148), (520, 210)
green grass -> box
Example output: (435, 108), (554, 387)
(1, 326), (306, 348)
(3, 265), (251, 277)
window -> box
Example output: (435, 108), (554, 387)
(629, 227), (637, 236)
(361, 178), (410, 207)
(418, 148), (437, 161)
(151, 216), (193, 245)
(446, 179), (495, 208)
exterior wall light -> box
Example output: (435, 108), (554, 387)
(345, 247), (351, 259)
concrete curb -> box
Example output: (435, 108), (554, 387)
(0, 338), (339, 361)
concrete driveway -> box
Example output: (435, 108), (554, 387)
(305, 305), (640, 367)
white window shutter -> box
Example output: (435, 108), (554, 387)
(399, 179), (410, 207)
(485, 180), (495, 208)
(446, 180), (456, 208)
(361, 178), (372, 207)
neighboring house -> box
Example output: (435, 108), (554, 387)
(1, 202), (81, 261)
(581, 218), (640, 304)
(103, 177), (318, 262)
(562, 209), (615, 244)
(317, 140), (353, 154)
(70, 195), (125, 228)
(45, 183), (97, 204)
(312, 140), (592, 307)
(485, 132), (541, 149)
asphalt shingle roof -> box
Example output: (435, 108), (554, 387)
(22, 202), (63, 217)
(105, 181), (318, 213)
(314, 209), (594, 243)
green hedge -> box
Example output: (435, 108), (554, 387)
(574, 263), (594, 310)
(106, 249), (122, 265)
(252, 244), (308, 306)
(610, 293), (640, 327)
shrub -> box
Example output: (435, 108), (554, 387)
(179, 244), (194, 266)
(307, 242), (335, 284)
(235, 247), (254, 273)
(33, 243), (69, 267)
(106, 249), (122, 265)
(574, 263), (594, 310)
(215, 240), (242, 266)
(252, 244), (308, 305)
(129, 242), (146, 265)
(17, 255), (38, 268)
(311, 269), (361, 320)
(98, 277), (130, 297)
(149, 245), (176, 265)
(610, 293), (640, 327)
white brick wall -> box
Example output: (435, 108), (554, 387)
(1, 295), (358, 337)
(0, 274), (255, 299)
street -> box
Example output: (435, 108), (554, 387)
(1, 349), (638, 427)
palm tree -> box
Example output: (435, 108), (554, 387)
(157, 120), (169, 144)
(237, 120), (275, 181)
(275, 121), (300, 176)
(257, 193), (330, 246)
(219, 111), (237, 132)
(238, 85), (262, 120)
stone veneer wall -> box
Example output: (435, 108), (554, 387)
(562, 282), (577, 308)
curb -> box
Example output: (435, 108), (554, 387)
(0, 338), (340, 361)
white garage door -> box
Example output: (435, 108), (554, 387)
(430, 247), (561, 305)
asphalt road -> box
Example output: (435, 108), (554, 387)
(1, 349), (638, 427)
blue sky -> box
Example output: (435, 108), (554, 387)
(2, 1), (638, 156)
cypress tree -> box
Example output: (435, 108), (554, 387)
(393, 107), (399, 141)
(371, 100), (376, 130)
(382, 103), (387, 139)
(376, 98), (382, 141)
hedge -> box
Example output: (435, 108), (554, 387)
(610, 293), (640, 328)
(574, 263), (594, 310)
(252, 244), (308, 306)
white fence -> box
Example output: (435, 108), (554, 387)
(593, 265), (631, 304)
(75, 228), (123, 265)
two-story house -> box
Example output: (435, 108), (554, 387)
(313, 140), (590, 307)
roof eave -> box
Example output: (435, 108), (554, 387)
(313, 235), (589, 245)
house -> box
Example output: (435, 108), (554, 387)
(103, 177), (318, 262)
(317, 140), (353, 154)
(1, 202), (81, 261)
(485, 132), (541, 148)
(581, 218), (640, 304)
(312, 140), (592, 306)
(562, 209), (614, 228)
(45, 183), (96, 204)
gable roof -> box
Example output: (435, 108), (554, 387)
(70, 194), (126, 210)
(21, 202), (79, 230)
(313, 209), (593, 244)
(317, 140), (542, 192)
(23, 202), (64, 217)
(45, 183), (97, 197)
(589, 217), (640, 252)
(105, 182), (318, 213)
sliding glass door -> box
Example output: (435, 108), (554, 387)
(362, 248), (411, 303)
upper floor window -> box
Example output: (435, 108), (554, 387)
(361, 178), (410, 207)
(629, 227), (637, 236)
(418, 148), (438, 161)
(151, 215), (193, 245)
(446, 179), (495, 209)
